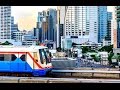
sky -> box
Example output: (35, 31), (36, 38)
(11, 6), (113, 31)
(11, 6), (57, 31)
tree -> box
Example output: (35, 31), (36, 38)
(118, 55), (120, 62)
(81, 46), (89, 53)
(93, 55), (100, 62)
(98, 45), (113, 53)
(56, 47), (62, 52)
(1, 41), (12, 45)
(108, 53), (114, 64)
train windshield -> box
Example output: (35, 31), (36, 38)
(43, 48), (51, 63)
(39, 48), (51, 64)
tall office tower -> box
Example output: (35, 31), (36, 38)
(98, 6), (107, 43)
(37, 11), (46, 28)
(64, 6), (98, 44)
(35, 11), (46, 43)
(0, 6), (11, 39)
(112, 6), (120, 48)
(105, 12), (112, 40)
(33, 28), (42, 43)
(57, 6), (66, 47)
(37, 9), (57, 44)
(47, 9), (57, 43)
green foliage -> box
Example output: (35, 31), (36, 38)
(108, 53), (114, 64)
(90, 55), (95, 58)
(118, 55), (120, 62)
(89, 49), (97, 52)
(56, 47), (62, 52)
(98, 45), (113, 53)
(94, 55), (100, 62)
(1, 41), (12, 45)
(81, 46), (89, 53)
(81, 46), (97, 53)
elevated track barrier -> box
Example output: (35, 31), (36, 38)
(51, 69), (120, 78)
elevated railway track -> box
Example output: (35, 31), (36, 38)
(0, 76), (120, 83)
(50, 69), (120, 79)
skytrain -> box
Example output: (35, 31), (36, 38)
(0, 45), (52, 76)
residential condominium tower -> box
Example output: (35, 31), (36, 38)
(64, 6), (98, 44)
(0, 6), (11, 39)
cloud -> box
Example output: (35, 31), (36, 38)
(17, 15), (36, 31)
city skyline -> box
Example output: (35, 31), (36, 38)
(11, 6), (113, 31)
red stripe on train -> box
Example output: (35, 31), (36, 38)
(27, 52), (43, 69)
(0, 52), (43, 69)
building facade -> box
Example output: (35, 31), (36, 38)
(105, 12), (112, 40)
(98, 6), (107, 43)
(62, 6), (98, 49)
(0, 6), (11, 39)
(112, 6), (120, 48)
(12, 31), (26, 41)
(33, 28), (42, 43)
(22, 34), (37, 46)
(57, 6), (66, 47)
(11, 16), (18, 33)
(37, 9), (57, 48)
(11, 16), (19, 39)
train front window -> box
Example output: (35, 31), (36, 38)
(39, 49), (44, 64)
(39, 49), (48, 64)
(39, 48), (51, 64)
(44, 48), (51, 63)
(44, 49), (50, 64)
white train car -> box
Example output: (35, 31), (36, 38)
(0, 45), (52, 76)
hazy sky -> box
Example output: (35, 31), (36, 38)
(11, 6), (113, 31)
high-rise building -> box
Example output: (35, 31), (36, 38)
(105, 12), (112, 40)
(37, 9), (57, 45)
(47, 9), (57, 42)
(64, 6), (98, 45)
(33, 28), (42, 43)
(98, 6), (107, 43)
(57, 6), (66, 47)
(112, 6), (120, 48)
(0, 6), (11, 39)
(37, 11), (46, 28)
(102, 12), (112, 46)
(11, 16), (14, 25)
(11, 16), (18, 32)
(11, 16), (19, 40)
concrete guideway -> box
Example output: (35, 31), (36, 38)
(51, 70), (120, 74)
(51, 69), (120, 78)
(0, 76), (120, 83)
